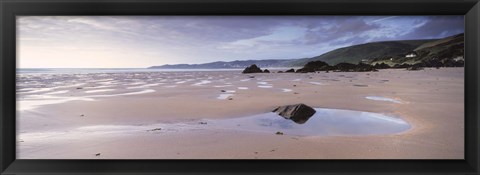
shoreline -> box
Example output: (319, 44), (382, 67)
(16, 68), (464, 159)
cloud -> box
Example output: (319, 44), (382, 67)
(370, 16), (399, 23)
(67, 18), (116, 31)
(301, 17), (381, 45)
(17, 16), (464, 68)
(399, 16), (464, 39)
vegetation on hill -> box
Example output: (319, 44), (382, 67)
(369, 33), (464, 67)
(149, 33), (464, 70)
(295, 40), (434, 66)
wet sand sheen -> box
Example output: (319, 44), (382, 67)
(18, 108), (410, 145)
(16, 68), (464, 159)
(206, 108), (411, 136)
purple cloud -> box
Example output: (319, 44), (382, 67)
(18, 16), (464, 67)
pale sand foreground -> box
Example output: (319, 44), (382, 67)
(16, 68), (464, 159)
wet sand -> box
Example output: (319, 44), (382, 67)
(16, 68), (464, 159)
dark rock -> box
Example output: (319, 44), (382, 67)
(373, 63), (391, 69)
(333, 62), (357, 71)
(285, 68), (295, 73)
(242, 64), (263, 74)
(277, 71), (284, 73)
(412, 62), (428, 68)
(272, 103), (316, 124)
(296, 61), (332, 73)
(220, 90), (226, 92)
(393, 63), (411, 68)
(334, 62), (377, 72)
(455, 60), (465, 67)
(275, 131), (284, 135)
(443, 59), (464, 67)
(76, 87), (83, 90)
(297, 61), (377, 73)
(263, 69), (270, 73)
(147, 128), (162, 132)
(406, 65), (424, 71)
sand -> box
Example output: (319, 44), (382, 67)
(16, 68), (464, 159)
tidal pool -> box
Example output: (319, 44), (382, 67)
(18, 108), (412, 144)
(206, 108), (411, 136)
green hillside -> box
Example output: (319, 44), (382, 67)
(149, 33), (464, 69)
(294, 33), (464, 73)
(370, 33), (464, 66)
(301, 39), (435, 65)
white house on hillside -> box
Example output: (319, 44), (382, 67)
(405, 52), (417, 58)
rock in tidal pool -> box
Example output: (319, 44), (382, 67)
(272, 103), (316, 124)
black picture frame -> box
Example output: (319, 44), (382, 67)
(1, 0), (479, 174)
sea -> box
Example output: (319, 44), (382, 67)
(16, 68), (245, 74)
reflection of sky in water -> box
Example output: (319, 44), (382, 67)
(208, 108), (411, 136)
(19, 108), (412, 144)
(258, 118), (295, 129)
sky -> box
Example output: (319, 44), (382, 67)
(17, 16), (464, 68)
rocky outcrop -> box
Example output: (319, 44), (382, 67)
(242, 64), (263, 74)
(296, 61), (377, 73)
(263, 69), (270, 73)
(406, 65), (424, 71)
(285, 68), (295, 73)
(334, 63), (377, 72)
(391, 58), (464, 70)
(333, 62), (357, 71)
(373, 63), (391, 69)
(296, 61), (332, 73)
(393, 63), (412, 68)
(272, 103), (316, 124)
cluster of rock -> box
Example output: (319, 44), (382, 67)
(243, 57), (463, 74)
(294, 61), (378, 73)
(277, 58), (464, 73)
(390, 59), (464, 71)
(406, 65), (424, 71)
(242, 64), (271, 74)
(272, 103), (316, 124)
(295, 61), (331, 73)
(372, 63), (391, 69)
(393, 59), (464, 69)
(285, 68), (295, 73)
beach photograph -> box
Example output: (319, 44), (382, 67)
(16, 16), (464, 159)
